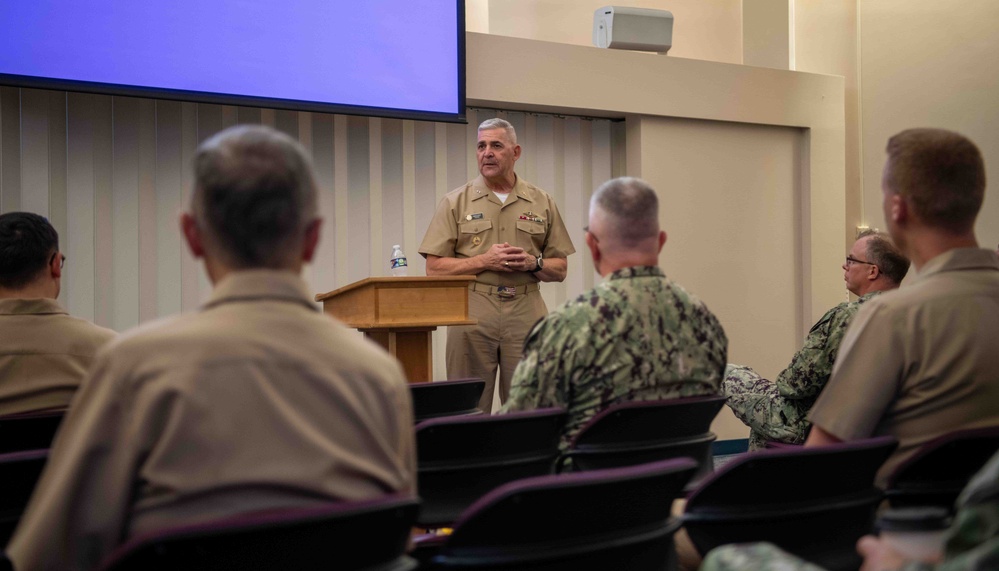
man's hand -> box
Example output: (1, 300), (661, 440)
(857, 536), (915, 571)
(483, 243), (527, 272)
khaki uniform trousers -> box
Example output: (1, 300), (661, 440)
(446, 286), (547, 412)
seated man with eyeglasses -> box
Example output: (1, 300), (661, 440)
(0, 212), (116, 416)
(722, 229), (909, 449)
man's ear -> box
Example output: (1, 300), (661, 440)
(868, 263), (880, 281)
(301, 218), (323, 263)
(657, 230), (667, 253)
(180, 212), (205, 259)
(512, 144), (522, 161)
(586, 231), (600, 264)
(889, 194), (907, 224)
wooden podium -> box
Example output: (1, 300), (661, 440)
(315, 276), (476, 383)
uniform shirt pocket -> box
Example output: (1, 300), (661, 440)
(515, 219), (546, 253)
(457, 220), (493, 252)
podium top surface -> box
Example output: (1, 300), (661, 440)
(314, 275), (476, 303)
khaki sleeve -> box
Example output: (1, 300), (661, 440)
(808, 301), (904, 441)
(541, 197), (575, 259)
(418, 195), (459, 259)
(7, 349), (148, 571)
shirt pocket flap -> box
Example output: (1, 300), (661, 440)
(459, 220), (493, 234)
(516, 220), (545, 235)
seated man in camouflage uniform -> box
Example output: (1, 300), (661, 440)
(700, 448), (999, 571)
(499, 176), (728, 449)
(722, 230), (908, 449)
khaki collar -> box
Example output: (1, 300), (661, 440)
(469, 174), (535, 206)
(203, 270), (318, 313)
(0, 297), (68, 316)
(910, 248), (999, 286)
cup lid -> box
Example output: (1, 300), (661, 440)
(878, 507), (952, 532)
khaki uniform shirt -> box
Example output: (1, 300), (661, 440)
(0, 298), (116, 416)
(809, 248), (999, 486)
(8, 271), (416, 571)
(418, 175), (575, 286)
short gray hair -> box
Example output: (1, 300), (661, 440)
(590, 177), (660, 247)
(857, 229), (909, 285)
(477, 118), (517, 144)
(192, 125), (318, 268)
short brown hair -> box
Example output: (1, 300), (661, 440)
(884, 128), (985, 234)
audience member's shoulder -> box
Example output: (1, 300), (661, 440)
(58, 312), (117, 347)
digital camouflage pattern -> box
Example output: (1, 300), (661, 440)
(722, 292), (881, 449)
(499, 266), (727, 449)
(701, 450), (999, 571)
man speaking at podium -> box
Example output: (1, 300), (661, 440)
(419, 118), (574, 412)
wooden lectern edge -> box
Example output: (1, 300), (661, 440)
(314, 275), (477, 302)
(353, 319), (478, 331)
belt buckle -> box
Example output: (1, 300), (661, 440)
(496, 286), (516, 299)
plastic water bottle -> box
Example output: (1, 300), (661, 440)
(390, 245), (408, 276)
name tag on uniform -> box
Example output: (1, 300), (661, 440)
(465, 213), (484, 221)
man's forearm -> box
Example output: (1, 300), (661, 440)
(425, 254), (487, 276)
(535, 256), (567, 282)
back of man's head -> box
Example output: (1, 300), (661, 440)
(590, 177), (661, 253)
(191, 125), (318, 269)
(0, 212), (59, 291)
(858, 229), (909, 286)
(884, 128), (986, 234)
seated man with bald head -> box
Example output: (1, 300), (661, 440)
(7, 125), (416, 571)
(500, 177), (727, 448)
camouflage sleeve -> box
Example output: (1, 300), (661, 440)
(501, 313), (575, 413)
(722, 364), (810, 447)
(774, 303), (855, 400)
(701, 542), (827, 571)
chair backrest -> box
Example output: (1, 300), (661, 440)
(886, 425), (999, 510)
(684, 436), (897, 571)
(409, 378), (485, 423)
(0, 449), (50, 546)
(0, 410), (65, 453)
(414, 407), (566, 527)
(431, 458), (698, 570)
(98, 495), (420, 571)
(562, 396), (726, 481)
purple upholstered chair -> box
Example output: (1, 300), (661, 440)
(886, 425), (999, 511)
(415, 407), (566, 528)
(0, 448), (49, 546)
(97, 495), (419, 571)
(417, 457), (697, 570)
(683, 436), (898, 571)
(409, 378), (485, 423)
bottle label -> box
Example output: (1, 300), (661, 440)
(391, 257), (408, 269)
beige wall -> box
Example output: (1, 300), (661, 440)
(484, 0), (743, 64)
(859, 1), (999, 251)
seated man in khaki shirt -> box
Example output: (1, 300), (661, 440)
(7, 125), (417, 571)
(0, 212), (116, 416)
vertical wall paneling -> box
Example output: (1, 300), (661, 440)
(368, 118), (384, 276)
(136, 99), (158, 323)
(46, 91), (68, 266)
(111, 97), (141, 331)
(0, 87), (21, 212)
(179, 102), (202, 312)
(92, 96), (114, 328)
(589, 119), (612, 290)
(154, 101), (184, 318)
(20, 90), (50, 217)
(0, 90), (613, 343)
(311, 113), (336, 295)
(332, 115), (349, 288)
(381, 119), (405, 275)
(346, 116), (371, 284)
(65, 93), (98, 321)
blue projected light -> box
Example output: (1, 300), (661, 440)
(0, 1), (465, 123)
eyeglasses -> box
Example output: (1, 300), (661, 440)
(845, 255), (876, 268)
(583, 225), (599, 243)
(50, 252), (66, 269)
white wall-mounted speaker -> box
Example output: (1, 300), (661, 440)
(593, 6), (674, 54)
